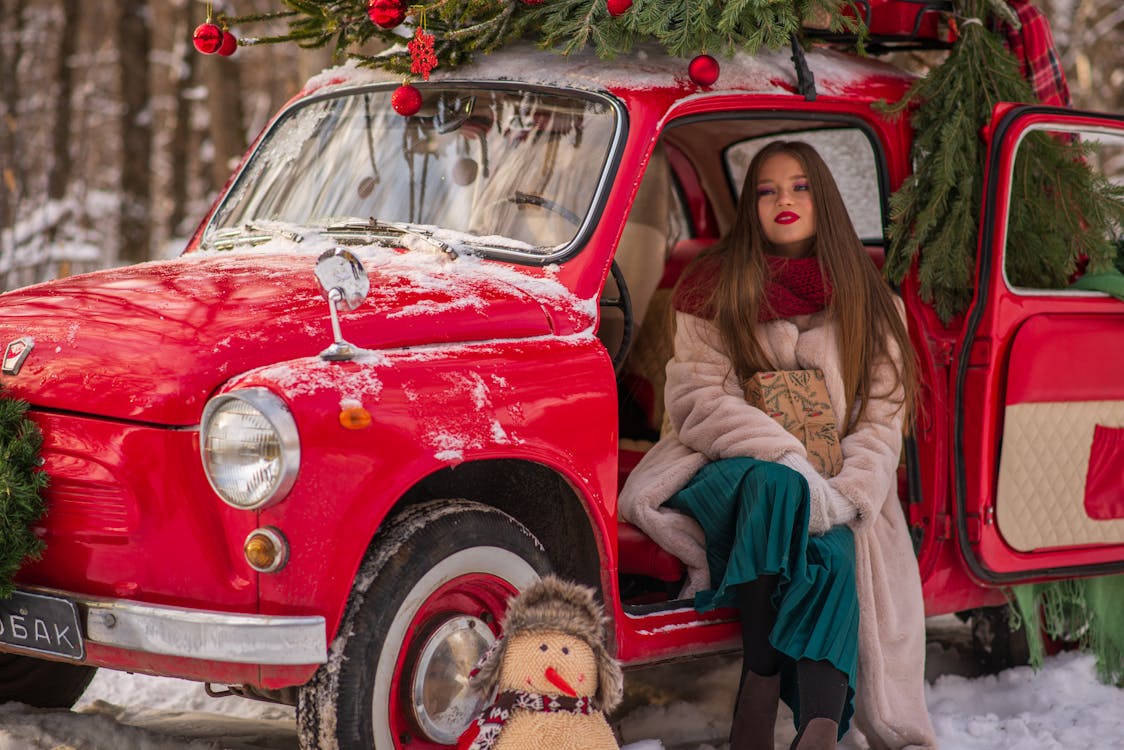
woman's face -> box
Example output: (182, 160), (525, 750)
(755, 152), (816, 258)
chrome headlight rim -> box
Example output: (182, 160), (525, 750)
(201, 388), (300, 511)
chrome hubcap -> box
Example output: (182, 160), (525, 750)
(410, 615), (496, 743)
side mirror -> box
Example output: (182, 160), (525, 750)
(314, 248), (369, 360)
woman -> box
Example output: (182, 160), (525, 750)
(618, 141), (937, 749)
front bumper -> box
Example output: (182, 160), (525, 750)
(20, 587), (327, 666)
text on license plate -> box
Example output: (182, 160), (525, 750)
(0, 590), (85, 660)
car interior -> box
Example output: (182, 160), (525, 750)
(602, 116), (891, 610)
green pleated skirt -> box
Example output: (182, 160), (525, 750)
(665, 456), (859, 736)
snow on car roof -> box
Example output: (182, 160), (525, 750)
(302, 42), (916, 101)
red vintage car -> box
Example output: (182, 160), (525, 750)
(1, 26), (1123, 750)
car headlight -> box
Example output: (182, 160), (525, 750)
(201, 388), (300, 510)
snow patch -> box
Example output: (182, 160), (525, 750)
(926, 651), (1124, 749)
(635, 620), (716, 635)
(386, 294), (487, 319)
(490, 420), (510, 443)
(259, 106), (331, 170)
(469, 373), (490, 409)
(0, 702), (219, 750)
(10, 621), (1124, 749)
(191, 233), (591, 328)
(431, 431), (469, 456)
(0, 196), (109, 282)
(254, 359), (386, 403)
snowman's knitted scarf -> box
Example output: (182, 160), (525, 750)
(457, 690), (594, 750)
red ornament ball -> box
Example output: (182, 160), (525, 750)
(217, 30), (238, 57)
(688, 54), (720, 87)
(193, 23), (224, 55)
(367, 0), (406, 29)
(520, 0), (547, 5)
(607, 0), (632, 17)
(392, 84), (423, 116)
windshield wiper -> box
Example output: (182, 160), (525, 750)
(323, 218), (458, 259)
(203, 223), (304, 251)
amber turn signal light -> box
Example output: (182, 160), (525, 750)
(244, 527), (289, 573)
(339, 406), (372, 430)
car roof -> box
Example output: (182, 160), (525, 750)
(301, 42), (917, 105)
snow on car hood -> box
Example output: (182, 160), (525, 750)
(0, 242), (585, 425)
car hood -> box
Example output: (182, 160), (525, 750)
(0, 249), (566, 425)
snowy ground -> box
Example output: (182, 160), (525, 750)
(1, 617), (1122, 750)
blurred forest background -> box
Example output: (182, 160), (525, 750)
(0, 0), (1120, 290)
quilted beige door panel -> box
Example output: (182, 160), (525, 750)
(996, 401), (1124, 552)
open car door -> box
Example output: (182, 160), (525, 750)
(954, 104), (1124, 583)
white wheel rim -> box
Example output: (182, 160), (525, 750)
(371, 546), (540, 748)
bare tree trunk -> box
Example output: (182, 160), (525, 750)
(204, 51), (247, 191)
(0, 0), (27, 230)
(168, 1), (196, 235)
(47, 0), (78, 202)
(117, 1), (152, 264)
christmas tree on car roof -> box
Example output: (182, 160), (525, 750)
(195, 0), (871, 74)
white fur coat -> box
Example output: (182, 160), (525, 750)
(618, 306), (937, 750)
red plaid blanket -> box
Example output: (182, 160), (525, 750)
(1000, 0), (1071, 107)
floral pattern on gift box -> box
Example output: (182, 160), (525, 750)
(745, 370), (843, 477)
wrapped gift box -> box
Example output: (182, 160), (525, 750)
(744, 369), (844, 477)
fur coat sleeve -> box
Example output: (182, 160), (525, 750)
(827, 337), (907, 529)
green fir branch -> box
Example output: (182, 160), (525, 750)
(0, 388), (48, 600)
(884, 0), (1124, 322)
(883, 0), (1026, 321)
(223, 1), (867, 73)
(219, 10), (300, 25)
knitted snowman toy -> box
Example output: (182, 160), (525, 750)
(457, 575), (624, 750)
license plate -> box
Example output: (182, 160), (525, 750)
(0, 590), (85, 660)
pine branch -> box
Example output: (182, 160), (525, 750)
(884, 0), (1124, 321)
(883, 0), (1027, 321)
(224, 1), (867, 73)
(0, 388), (48, 600)
(1007, 134), (1124, 286)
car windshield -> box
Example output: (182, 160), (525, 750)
(203, 85), (619, 257)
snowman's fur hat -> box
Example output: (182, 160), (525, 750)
(470, 575), (624, 713)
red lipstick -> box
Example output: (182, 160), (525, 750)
(775, 211), (799, 225)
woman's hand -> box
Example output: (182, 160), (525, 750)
(776, 452), (857, 534)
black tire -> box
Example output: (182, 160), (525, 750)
(297, 499), (552, 750)
(970, 605), (1031, 673)
(0, 653), (97, 708)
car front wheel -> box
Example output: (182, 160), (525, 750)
(297, 499), (552, 750)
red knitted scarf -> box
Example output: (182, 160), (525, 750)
(673, 253), (833, 322)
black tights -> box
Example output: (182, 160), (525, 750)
(736, 575), (781, 677)
(735, 578), (848, 727)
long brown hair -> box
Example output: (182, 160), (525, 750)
(679, 140), (918, 434)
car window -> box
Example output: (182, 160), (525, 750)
(204, 85), (620, 258)
(1003, 126), (1124, 293)
(725, 129), (884, 242)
